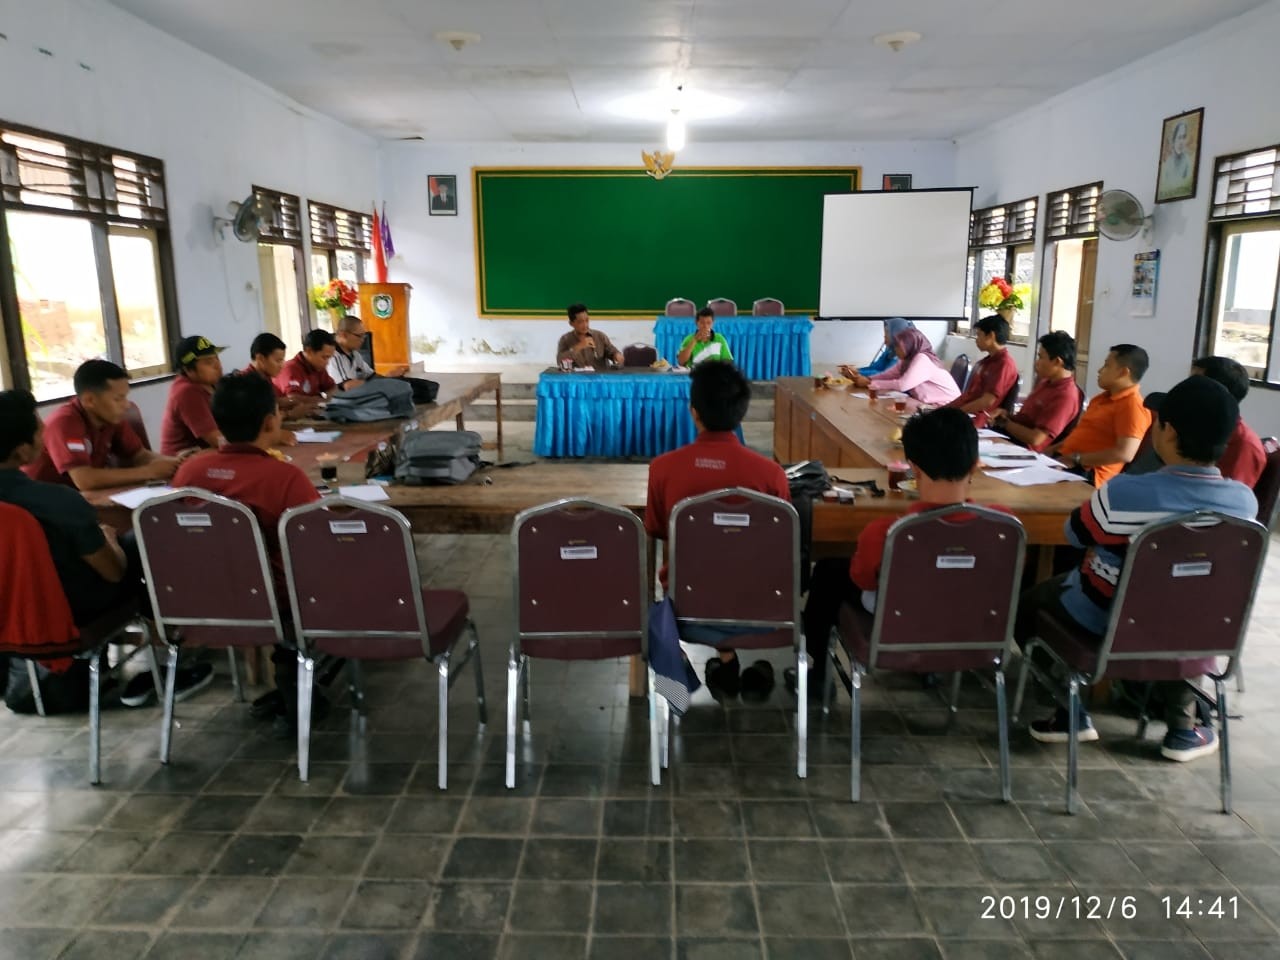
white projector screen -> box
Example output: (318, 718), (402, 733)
(819, 189), (972, 319)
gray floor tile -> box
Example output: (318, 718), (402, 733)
(520, 838), (598, 880)
(498, 934), (587, 960)
(675, 937), (763, 959)
(321, 932), (412, 959)
(210, 834), (302, 876)
(364, 835), (451, 880)
(507, 881), (593, 933)
(426, 882), (512, 931)
(58, 930), (154, 960)
(255, 876), (356, 928)
(597, 838), (672, 882)
(747, 839), (829, 882)
(339, 880), (431, 930)
(413, 932), (501, 960)
(443, 838), (524, 880)
(755, 883), (845, 936)
(853, 940), (944, 960)
(92, 876), (194, 925)
(593, 883), (673, 935)
(0, 927), (73, 960)
(675, 884), (758, 937)
(588, 936), (674, 960)
(144, 931), (243, 959)
(171, 876), (275, 929)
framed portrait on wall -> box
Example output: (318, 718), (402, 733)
(882, 174), (912, 191)
(428, 175), (457, 216)
(1155, 108), (1203, 204)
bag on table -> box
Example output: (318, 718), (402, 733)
(783, 460), (832, 594)
(402, 377), (439, 404)
(324, 378), (415, 423)
(395, 430), (483, 485)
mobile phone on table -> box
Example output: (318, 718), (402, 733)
(314, 484), (333, 494)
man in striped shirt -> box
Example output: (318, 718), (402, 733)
(1017, 376), (1257, 761)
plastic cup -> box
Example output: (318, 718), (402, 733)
(887, 461), (910, 490)
(893, 398), (907, 413)
(867, 385), (878, 402)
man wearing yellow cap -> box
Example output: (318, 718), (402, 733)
(160, 335), (227, 455)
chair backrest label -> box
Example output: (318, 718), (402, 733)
(176, 513), (212, 528)
(1172, 560), (1212, 578)
(713, 512), (750, 526)
(560, 546), (598, 560)
(329, 520), (368, 535)
(936, 555), (976, 569)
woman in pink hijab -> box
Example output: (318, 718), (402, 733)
(853, 328), (960, 405)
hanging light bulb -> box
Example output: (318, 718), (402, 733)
(666, 110), (686, 152)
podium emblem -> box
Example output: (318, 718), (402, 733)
(372, 293), (394, 319)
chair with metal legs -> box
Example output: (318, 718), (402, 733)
(507, 498), (655, 788)
(280, 498), (486, 788)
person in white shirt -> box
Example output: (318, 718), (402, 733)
(328, 315), (408, 390)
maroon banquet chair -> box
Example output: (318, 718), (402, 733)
(665, 298), (696, 317)
(830, 505), (1026, 802)
(706, 297), (738, 317)
(507, 498), (655, 788)
(668, 488), (807, 777)
(279, 498), (486, 788)
(622, 343), (658, 367)
(949, 354), (970, 391)
(123, 401), (153, 452)
(1000, 375), (1022, 414)
(1012, 511), (1268, 815)
(134, 490), (288, 764)
(752, 297), (785, 316)
(1253, 437), (1280, 528)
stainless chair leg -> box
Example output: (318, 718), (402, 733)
(297, 653), (314, 782)
(159, 644), (179, 764)
(796, 644), (808, 779)
(823, 629), (837, 717)
(850, 667), (863, 802)
(1135, 682), (1154, 740)
(88, 654), (102, 786)
(520, 655), (532, 735)
(437, 656), (450, 791)
(1012, 640), (1035, 724)
(469, 623), (488, 728)
(226, 648), (244, 702)
(659, 697), (670, 770)
(1217, 678), (1232, 814)
(145, 643), (164, 700)
(1235, 661), (1244, 694)
(505, 653), (520, 789)
(944, 672), (962, 733)
(1065, 677), (1080, 815)
(995, 670), (1011, 804)
(647, 667), (660, 786)
(348, 660), (367, 716)
(25, 661), (46, 718)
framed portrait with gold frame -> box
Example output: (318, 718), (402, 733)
(1155, 108), (1203, 204)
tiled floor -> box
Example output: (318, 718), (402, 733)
(2, 423), (1280, 960)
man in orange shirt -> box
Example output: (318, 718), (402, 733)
(1048, 344), (1151, 487)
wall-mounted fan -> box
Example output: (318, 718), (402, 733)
(1098, 189), (1153, 242)
(213, 195), (267, 242)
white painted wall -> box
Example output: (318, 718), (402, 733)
(955, 0), (1280, 436)
(0, 0), (378, 431)
(377, 139), (957, 375)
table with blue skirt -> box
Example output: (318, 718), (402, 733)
(652, 315), (813, 381)
(534, 370), (741, 458)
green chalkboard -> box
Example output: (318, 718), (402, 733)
(473, 166), (859, 318)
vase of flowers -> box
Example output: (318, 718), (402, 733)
(311, 279), (359, 326)
(978, 277), (1030, 322)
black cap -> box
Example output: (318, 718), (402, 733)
(174, 335), (227, 369)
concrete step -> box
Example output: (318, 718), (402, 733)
(465, 395), (775, 423)
(491, 378), (776, 403)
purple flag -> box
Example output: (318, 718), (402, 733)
(380, 203), (395, 259)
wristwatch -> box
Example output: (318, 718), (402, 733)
(1072, 453), (1083, 469)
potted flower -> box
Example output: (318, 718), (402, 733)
(978, 277), (1030, 322)
(311, 279), (359, 326)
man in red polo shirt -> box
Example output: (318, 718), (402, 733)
(1048, 344), (1151, 487)
(160, 335), (226, 455)
(946, 314), (1019, 427)
(245, 332), (321, 421)
(989, 331), (1082, 452)
(172, 373), (322, 732)
(645, 361), (790, 694)
(275, 329), (337, 399)
(1193, 356), (1266, 487)
(24, 359), (181, 490)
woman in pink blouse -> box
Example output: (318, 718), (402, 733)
(852, 328), (960, 405)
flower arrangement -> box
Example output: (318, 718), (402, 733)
(310, 279), (358, 312)
(978, 277), (1031, 313)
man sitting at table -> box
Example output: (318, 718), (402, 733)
(1046, 343), (1151, 487)
(172, 373), (322, 732)
(160, 335), (226, 456)
(677, 307), (734, 367)
(277, 329), (338, 399)
(329, 315), (410, 388)
(988, 331), (1082, 452)
(797, 408), (1001, 698)
(1018, 375), (1256, 759)
(645, 361), (790, 695)
(556, 303), (623, 369)
(945, 314), (1019, 427)
(24, 359), (181, 490)
(245, 333), (318, 421)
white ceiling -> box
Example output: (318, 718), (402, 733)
(109, 0), (1270, 142)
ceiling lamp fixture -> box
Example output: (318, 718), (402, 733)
(872, 30), (921, 53)
(666, 85), (686, 152)
(436, 31), (481, 51)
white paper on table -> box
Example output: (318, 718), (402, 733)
(849, 392), (869, 399)
(293, 428), (341, 443)
(979, 451), (1062, 469)
(983, 465), (1089, 487)
(976, 428), (1006, 439)
(878, 390), (908, 399)
(337, 484), (391, 502)
(108, 486), (173, 508)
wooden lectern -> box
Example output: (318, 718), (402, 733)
(357, 282), (412, 374)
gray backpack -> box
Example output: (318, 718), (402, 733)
(323, 378), (415, 423)
(395, 430), (483, 485)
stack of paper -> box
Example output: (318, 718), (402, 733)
(294, 428), (341, 443)
(337, 484), (391, 502)
(983, 465), (1089, 487)
(108, 486), (173, 508)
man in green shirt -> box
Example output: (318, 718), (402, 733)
(677, 307), (734, 367)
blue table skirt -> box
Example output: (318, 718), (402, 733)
(653, 315), (812, 381)
(535, 371), (740, 458)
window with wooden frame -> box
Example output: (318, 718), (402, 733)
(308, 200), (372, 301)
(1044, 182), (1102, 242)
(253, 185), (309, 346)
(960, 197), (1037, 341)
(0, 120), (180, 400)
(1197, 144), (1280, 384)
